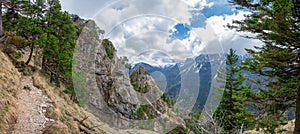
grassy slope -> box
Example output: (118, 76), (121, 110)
(0, 49), (157, 134)
(32, 65), (157, 134)
(0, 51), (20, 133)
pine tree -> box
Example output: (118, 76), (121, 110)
(230, 0), (300, 133)
(2, 0), (45, 65)
(40, 0), (77, 99)
(0, 0), (77, 100)
(43, 0), (76, 79)
(214, 49), (254, 133)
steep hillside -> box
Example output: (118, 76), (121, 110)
(0, 16), (180, 134)
(0, 48), (158, 133)
(31, 70), (157, 134)
(0, 50), (20, 133)
(0, 16), (171, 133)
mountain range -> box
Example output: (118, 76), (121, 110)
(130, 54), (232, 111)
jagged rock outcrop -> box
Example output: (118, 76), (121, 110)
(74, 20), (170, 129)
(130, 66), (150, 93)
(129, 66), (170, 120)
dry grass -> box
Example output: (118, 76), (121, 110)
(32, 70), (159, 134)
(43, 121), (70, 134)
(32, 72), (81, 134)
(0, 51), (21, 133)
(0, 48), (157, 134)
(244, 120), (295, 134)
(33, 71), (112, 134)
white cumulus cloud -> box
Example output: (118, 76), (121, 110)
(61, 0), (263, 66)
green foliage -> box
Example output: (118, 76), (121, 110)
(140, 86), (148, 93)
(132, 104), (157, 120)
(214, 49), (255, 133)
(131, 80), (149, 93)
(133, 104), (151, 120)
(166, 126), (187, 134)
(130, 67), (151, 93)
(103, 39), (114, 60)
(2, 0), (77, 89)
(161, 94), (174, 108)
(169, 109), (223, 134)
(121, 56), (131, 69)
(54, 79), (60, 87)
(42, 34), (59, 62)
(3, 105), (9, 113)
(183, 110), (206, 133)
(63, 85), (78, 103)
(43, 0), (77, 78)
(13, 51), (22, 59)
(131, 81), (149, 93)
(2, 1), (45, 66)
(230, 0), (300, 133)
(131, 82), (138, 90)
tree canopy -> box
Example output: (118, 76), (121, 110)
(230, 0), (300, 133)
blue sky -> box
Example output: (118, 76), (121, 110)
(60, 0), (261, 66)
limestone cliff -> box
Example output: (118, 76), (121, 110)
(74, 20), (173, 130)
(130, 66), (171, 120)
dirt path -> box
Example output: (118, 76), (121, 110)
(12, 76), (54, 134)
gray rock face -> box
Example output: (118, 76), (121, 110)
(105, 57), (140, 118)
(73, 20), (170, 129)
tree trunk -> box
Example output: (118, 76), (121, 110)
(294, 84), (300, 134)
(228, 67), (234, 133)
(0, 0), (3, 36)
(42, 57), (46, 73)
(34, 48), (38, 67)
(25, 43), (34, 65)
